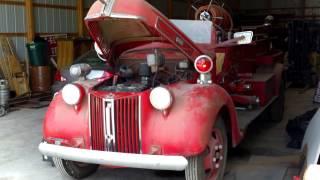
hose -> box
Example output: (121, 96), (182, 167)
(195, 4), (234, 32)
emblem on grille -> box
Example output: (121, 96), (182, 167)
(104, 99), (116, 151)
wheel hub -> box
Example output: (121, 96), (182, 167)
(204, 128), (224, 180)
(212, 144), (223, 167)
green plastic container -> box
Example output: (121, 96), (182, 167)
(26, 42), (49, 66)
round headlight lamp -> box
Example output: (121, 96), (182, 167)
(70, 63), (92, 79)
(149, 87), (173, 111)
(62, 84), (84, 106)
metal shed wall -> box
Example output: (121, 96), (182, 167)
(0, 3), (27, 61)
(0, 0), (93, 61)
(32, 0), (78, 34)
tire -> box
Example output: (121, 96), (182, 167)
(53, 157), (99, 179)
(269, 80), (285, 122)
(185, 117), (228, 180)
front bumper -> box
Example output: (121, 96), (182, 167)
(38, 143), (188, 171)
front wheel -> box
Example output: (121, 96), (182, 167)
(53, 157), (99, 179)
(185, 117), (228, 180)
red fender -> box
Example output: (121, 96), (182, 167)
(141, 82), (242, 156)
(43, 80), (100, 149)
(43, 93), (91, 149)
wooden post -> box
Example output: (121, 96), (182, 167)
(167, 0), (173, 18)
(77, 0), (84, 37)
(25, 0), (35, 42)
(25, 0), (34, 79)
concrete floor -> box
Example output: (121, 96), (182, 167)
(0, 88), (318, 180)
(224, 87), (319, 180)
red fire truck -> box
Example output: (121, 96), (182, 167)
(39, 0), (284, 179)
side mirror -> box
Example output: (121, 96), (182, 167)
(234, 31), (253, 45)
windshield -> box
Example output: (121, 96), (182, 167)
(119, 45), (187, 61)
(73, 50), (107, 69)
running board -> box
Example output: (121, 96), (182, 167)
(237, 97), (277, 131)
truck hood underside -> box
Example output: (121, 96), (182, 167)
(85, 0), (204, 61)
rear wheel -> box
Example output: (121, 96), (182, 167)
(53, 157), (99, 179)
(185, 117), (228, 180)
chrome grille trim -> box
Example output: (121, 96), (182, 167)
(89, 93), (141, 153)
(104, 98), (116, 151)
(88, 94), (92, 149)
(138, 96), (142, 153)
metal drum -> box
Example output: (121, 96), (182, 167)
(0, 80), (9, 117)
(30, 66), (52, 92)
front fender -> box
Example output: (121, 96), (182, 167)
(43, 80), (100, 149)
(43, 93), (90, 149)
(141, 82), (242, 156)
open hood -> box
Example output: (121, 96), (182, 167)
(85, 0), (205, 62)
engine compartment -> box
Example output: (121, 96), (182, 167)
(95, 81), (150, 92)
(94, 49), (195, 92)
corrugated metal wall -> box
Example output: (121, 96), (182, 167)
(0, 2), (27, 61)
(0, 0), (176, 61)
(33, 0), (77, 34)
(0, 0), (94, 61)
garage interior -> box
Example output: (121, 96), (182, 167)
(1, 0), (320, 180)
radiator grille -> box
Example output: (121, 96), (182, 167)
(89, 94), (141, 154)
(114, 96), (140, 153)
(89, 94), (105, 151)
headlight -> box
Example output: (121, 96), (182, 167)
(70, 63), (92, 79)
(149, 87), (173, 111)
(62, 84), (84, 106)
